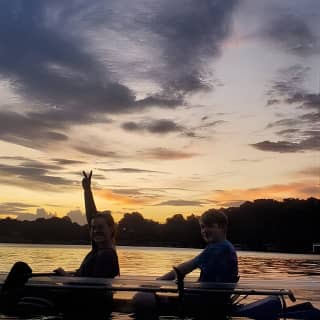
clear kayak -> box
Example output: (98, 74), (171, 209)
(0, 272), (320, 319)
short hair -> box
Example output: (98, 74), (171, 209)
(200, 209), (228, 230)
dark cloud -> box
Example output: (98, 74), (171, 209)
(0, 202), (36, 215)
(149, 0), (238, 93)
(264, 13), (319, 56)
(153, 199), (205, 206)
(135, 95), (183, 109)
(122, 117), (225, 139)
(0, 1), (191, 149)
(0, 111), (69, 148)
(51, 158), (85, 165)
(0, 1), (135, 116)
(251, 134), (320, 153)
(199, 120), (226, 129)
(251, 141), (302, 153)
(257, 65), (320, 153)
(0, 156), (29, 161)
(74, 146), (120, 158)
(0, 162), (76, 190)
(0, 156), (83, 172)
(99, 168), (166, 174)
(140, 119), (182, 134)
(275, 128), (301, 138)
(122, 119), (183, 134)
(0, 157), (65, 170)
(266, 118), (302, 129)
(0, 0), (239, 151)
(142, 148), (199, 160)
(266, 65), (319, 113)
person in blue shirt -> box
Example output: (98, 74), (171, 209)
(133, 209), (238, 318)
(159, 209), (238, 283)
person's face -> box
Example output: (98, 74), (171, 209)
(91, 217), (112, 244)
(199, 220), (222, 243)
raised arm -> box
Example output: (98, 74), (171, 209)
(82, 170), (98, 228)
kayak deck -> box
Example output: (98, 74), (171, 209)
(0, 273), (320, 319)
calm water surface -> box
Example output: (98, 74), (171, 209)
(0, 243), (320, 319)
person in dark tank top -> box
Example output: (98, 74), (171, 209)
(54, 171), (119, 278)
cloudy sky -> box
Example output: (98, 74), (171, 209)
(0, 0), (319, 223)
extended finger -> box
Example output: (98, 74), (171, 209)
(89, 170), (92, 179)
(82, 171), (87, 178)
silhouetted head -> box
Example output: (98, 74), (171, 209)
(91, 211), (116, 248)
(199, 209), (228, 243)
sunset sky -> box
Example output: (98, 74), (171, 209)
(0, 0), (319, 224)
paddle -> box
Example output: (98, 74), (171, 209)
(173, 266), (185, 317)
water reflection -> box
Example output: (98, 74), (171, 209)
(1, 244), (320, 278)
(238, 254), (320, 279)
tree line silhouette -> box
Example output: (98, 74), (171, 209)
(0, 198), (319, 253)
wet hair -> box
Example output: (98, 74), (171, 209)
(200, 209), (228, 231)
(91, 210), (116, 245)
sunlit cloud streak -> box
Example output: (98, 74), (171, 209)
(295, 166), (320, 178)
(96, 189), (155, 206)
(211, 180), (319, 207)
(141, 148), (199, 160)
(153, 200), (207, 206)
(98, 168), (167, 174)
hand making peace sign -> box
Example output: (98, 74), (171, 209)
(82, 170), (92, 191)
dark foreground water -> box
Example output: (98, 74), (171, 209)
(0, 243), (319, 319)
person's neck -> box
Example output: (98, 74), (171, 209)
(96, 240), (112, 249)
(209, 235), (226, 244)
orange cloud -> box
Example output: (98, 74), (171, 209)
(211, 180), (319, 207)
(295, 166), (320, 178)
(96, 189), (153, 206)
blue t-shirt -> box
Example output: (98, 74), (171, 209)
(194, 240), (238, 283)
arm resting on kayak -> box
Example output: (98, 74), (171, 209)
(158, 258), (197, 280)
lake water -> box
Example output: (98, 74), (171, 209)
(0, 243), (320, 319)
